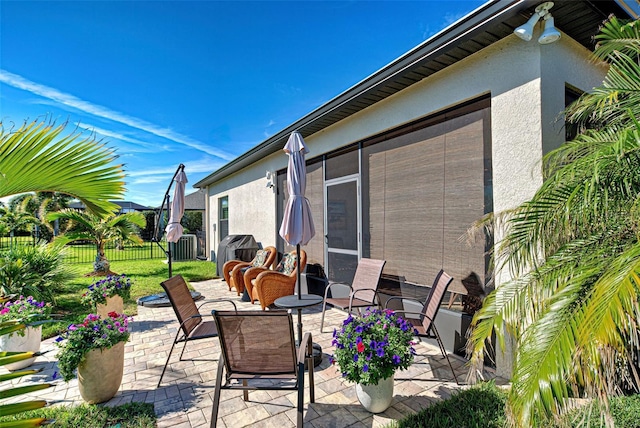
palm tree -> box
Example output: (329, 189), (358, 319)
(47, 209), (146, 275)
(467, 17), (640, 427)
(17, 191), (73, 240)
(0, 206), (38, 248)
(0, 119), (124, 217)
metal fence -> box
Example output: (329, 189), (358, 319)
(0, 235), (168, 264)
(0, 233), (210, 264)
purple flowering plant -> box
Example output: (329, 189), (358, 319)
(330, 307), (417, 385)
(55, 312), (131, 381)
(0, 296), (52, 336)
(82, 274), (132, 306)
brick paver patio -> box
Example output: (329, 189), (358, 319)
(4, 278), (489, 427)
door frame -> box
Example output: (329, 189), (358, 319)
(323, 173), (361, 271)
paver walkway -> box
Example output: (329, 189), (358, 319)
(5, 278), (492, 427)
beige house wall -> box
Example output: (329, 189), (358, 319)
(202, 32), (606, 375)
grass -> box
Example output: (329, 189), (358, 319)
(0, 402), (156, 427)
(390, 381), (507, 428)
(388, 382), (640, 428)
(44, 257), (217, 338)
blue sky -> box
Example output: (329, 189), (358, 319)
(0, 0), (485, 207)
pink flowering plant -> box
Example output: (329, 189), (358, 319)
(0, 296), (52, 335)
(330, 307), (418, 385)
(55, 312), (131, 381)
(82, 274), (132, 306)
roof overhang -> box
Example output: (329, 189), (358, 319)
(195, 0), (637, 189)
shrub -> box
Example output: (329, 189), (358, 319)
(392, 381), (507, 428)
(0, 243), (75, 301)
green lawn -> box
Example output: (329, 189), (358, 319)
(44, 257), (217, 338)
(0, 402), (156, 427)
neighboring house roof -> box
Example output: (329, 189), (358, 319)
(184, 191), (206, 211)
(194, 0), (639, 189)
(69, 201), (151, 211)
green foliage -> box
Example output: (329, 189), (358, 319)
(139, 210), (157, 240)
(47, 210), (146, 274)
(181, 211), (203, 233)
(0, 119), (125, 217)
(0, 297), (54, 427)
(41, 258), (217, 339)
(466, 16), (640, 427)
(0, 402), (156, 427)
(392, 382), (507, 428)
(609, 394), (640, 428)
(0, 243), (75, 301)
(55, 312), (131, 381)
(331, 308), (416, 385)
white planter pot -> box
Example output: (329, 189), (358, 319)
(78, 341), (125, 404)
(355, 374), (395, 413)
(96, 295), (124, 318)
(0, 325), (42, 371)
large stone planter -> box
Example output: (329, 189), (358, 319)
(96, 295), (124, 318)
(355, 374), (394, 413)
(77, 341), (125, 404)
(0, 325), (42, 371)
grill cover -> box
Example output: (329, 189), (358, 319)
(215, 235), (259, 277)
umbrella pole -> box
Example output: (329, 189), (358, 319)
(297, 243), (302, 343)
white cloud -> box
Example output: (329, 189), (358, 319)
(0, 69), (236, 161)
(74, 122), (174, 153)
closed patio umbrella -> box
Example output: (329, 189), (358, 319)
(163, 165), (187, 277)
(166, 168), (188, 243)
(279, 131), (315, 295)
(279, 132), (316, 343)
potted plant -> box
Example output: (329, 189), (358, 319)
(82, 274), (132, 317)
(0, 296), (52, 370)
(55, 312), (131, 403)
(330, 307), (417, 413)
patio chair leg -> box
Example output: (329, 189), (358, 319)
(307, 355), (315, 403)
(432, 325), (459, 385)
(178, 339), (189, 361)
(297, 360), (305, 428)
(210, 355), (225, 428)
(157, 330), (184, 387)
(320, 301), (327, 332)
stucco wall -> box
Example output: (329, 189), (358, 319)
(204, 33), (604, 261)
(206, 155), (284, 259)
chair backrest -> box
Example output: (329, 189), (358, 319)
(275, 250), (307, 277)
(213, 310), (297, 376)
(351, 258), (386, 303)
(420, 270), (454, 332)
(161, 275), (202, 337)
(251, 246), (277, 268)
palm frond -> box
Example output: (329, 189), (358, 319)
(0, 120), (124, 217)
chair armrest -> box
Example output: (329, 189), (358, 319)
(244, 266), (271, 300)
(223, 260), (243, 282)
(196, 298), (238, 312)
(255, 271), (296, 309)
(297, 332), (313, 365)
(231, 261), (251, 275)
(350, 288), (379, 302)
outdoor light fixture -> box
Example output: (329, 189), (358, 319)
(514, 2), (560, 44)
